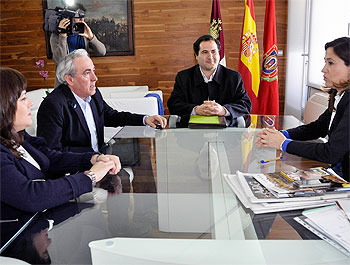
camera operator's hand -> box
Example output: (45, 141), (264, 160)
(79, 21), (94, 41)
(58, 18), (70, 37)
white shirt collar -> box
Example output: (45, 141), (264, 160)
(17, 145), (41, 170)
(328, 91), (345, 131)
(71, 91), (91, 110)
(70, 90), (98, 152)
(199, 66), (217, 83)
(334, 91), (345, 111)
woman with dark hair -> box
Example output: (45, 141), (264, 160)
(257, 37), (350, 180)
(0, 67), (121, 212)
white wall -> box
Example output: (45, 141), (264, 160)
(307, 0), (350, 88)
(284, 0), (309, 120)
(284, 0), (350, 120)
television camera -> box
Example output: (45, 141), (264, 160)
(43, 6), (85, 35)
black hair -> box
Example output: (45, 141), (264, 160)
(324, 37), (350, 111)
(193, 35), (221, 56)
(0, 67), (26, 159)
(325, 37), (350, 66)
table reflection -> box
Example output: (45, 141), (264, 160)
(1, 115), (339, 265)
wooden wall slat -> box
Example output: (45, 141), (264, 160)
(0, 0), (288, 115)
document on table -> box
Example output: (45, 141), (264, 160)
(300, 201), (350, 254)
(338, 198), (350, 220)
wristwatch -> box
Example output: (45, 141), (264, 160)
(84, 170), (97, 186)
(57, 27), (66, 34)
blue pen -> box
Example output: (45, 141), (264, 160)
(334, 187), (350, 192)
(259, 156), (283, 164)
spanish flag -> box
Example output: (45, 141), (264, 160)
(258, 0), (279, 116)
(209, 0), (226, 66)
(238, 0), (260, 114)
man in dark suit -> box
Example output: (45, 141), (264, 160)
(167, 35), (251, 125)
(37, 49), (166, 153)
(37, 49), (161, 229)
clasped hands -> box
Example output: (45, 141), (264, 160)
(256, 127), (286, 150)
(195, 100), (226, 116)
(89, 154), (121, 182)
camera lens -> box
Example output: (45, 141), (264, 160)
(72, 22), (84, 34)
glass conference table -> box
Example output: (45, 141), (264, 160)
(1, 115), (349, 264)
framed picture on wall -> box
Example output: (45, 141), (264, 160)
(42, 0), (134, 58)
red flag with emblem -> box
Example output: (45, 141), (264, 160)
(238, 0), (260, 114)
(209, 0), (226, 66)
(258, 0), (279, 115)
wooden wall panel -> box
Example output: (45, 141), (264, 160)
(0, 0), (288, 114)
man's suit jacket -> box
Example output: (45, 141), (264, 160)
(37, 84), (145, 153)
(286, 90), (349, 181)
(167, 64), (252, 122)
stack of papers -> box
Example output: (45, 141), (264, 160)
(224, 172), (350, 214)
(294, 199), (350, 256)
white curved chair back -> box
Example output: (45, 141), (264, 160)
(103, 97), (158, 142)
(304, 92), (328, 124)
(98, 86), (149, 99)
(27, 89), (54, 136)
(0, 256), (30, 264)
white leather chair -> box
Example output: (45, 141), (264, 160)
(104, 97), (158, 116)
(0, 257), (30, 265)
(26, 86), (157, 139)
(103, 97), (159, 142)
(98, 86), (149, 99)
(103, 96), (159, 186)
(27, 89), (54, 136)
(27, 86), (235, 140)
(110, 90), (163, 100)
(304, 92), (329, 143)
(303, 92), (328, 124)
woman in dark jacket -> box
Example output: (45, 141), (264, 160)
(257, 37), (350, 181)
(0, 67), (121, 212)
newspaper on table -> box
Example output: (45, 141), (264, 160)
(236, 170), (349, 202)
(224, 170), (350, 214)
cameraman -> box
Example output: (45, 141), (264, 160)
(50, 3), (106, 87)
